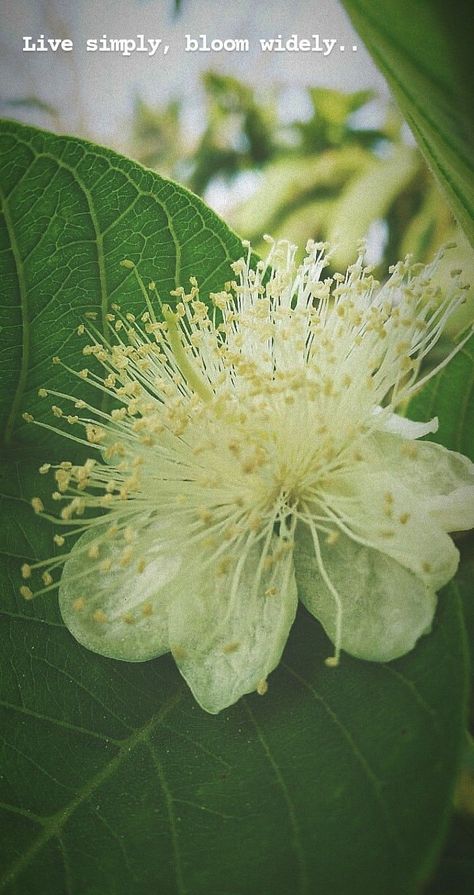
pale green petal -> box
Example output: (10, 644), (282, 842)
(368, 432), (474, 531)
(427, 489), (474, 531)
(59, 527), (179, 661)
(168, 537), (298, 714)
(323, 470), (459, 590)
(294, 526), (437, 662)
(374, 408), (439, 439)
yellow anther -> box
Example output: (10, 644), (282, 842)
(265, 586), (277, 597)
(92, 609), (108, 623)
(20, 585), (33, 600)
(222, 642), (240, 654)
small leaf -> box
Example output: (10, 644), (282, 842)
(327, 144), (418, 267)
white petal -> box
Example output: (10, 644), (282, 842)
(427, 488), (474, 532)
(168, 536), (298, 714)
(373, 407), (438, 439)
(323, 469), (460, 591)
(368, 432), (474, 531)
(294, 527), (437, 662)
(59, 527), (180, 661)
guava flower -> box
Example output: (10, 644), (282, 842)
(21, 238), (473, 713)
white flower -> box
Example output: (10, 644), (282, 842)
(22, 239), (474, 713)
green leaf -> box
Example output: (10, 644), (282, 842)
(424, 561), (474, 895)
(408, 334), (474, 462)
(0, 119), (243, 449)
(229, 147), (370, 244)
(342, 0), (474, 246)
(327, 144), (418, 268)
(0, 121), (469, 894)
(408, 339), (474, 687)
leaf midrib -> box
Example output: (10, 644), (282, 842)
(0, 185), (30, 446)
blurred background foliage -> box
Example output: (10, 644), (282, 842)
(128, 72), (473, 342)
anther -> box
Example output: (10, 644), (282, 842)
(92, 609), (108, 623)
(20, 586), (34, 600)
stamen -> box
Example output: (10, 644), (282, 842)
(22, 241), (468, 689)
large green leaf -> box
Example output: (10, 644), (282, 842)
(342, 0), (474, 246)
(0, 119), (242, 449)
(407, 341), (474, 895)
(407, 335), (473, 674)
(0, 121), (469, 894)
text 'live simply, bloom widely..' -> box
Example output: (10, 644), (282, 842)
(22, 33), (356, 57)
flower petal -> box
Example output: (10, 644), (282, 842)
(373, 408), (439, 439)
(368, 432), (474, 531)
(59, 527), (179, 661)
(294, 526), (437, 662)
(168, 536), (298, 714)
(322, 470), (460, 591)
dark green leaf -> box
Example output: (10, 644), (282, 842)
(342, 0), (474, 246)
(408, 334), (474, 462)
(0, 119), (242, 449)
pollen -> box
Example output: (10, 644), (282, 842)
(223, 642), (240, 654)
(92, 609), (108, 624)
